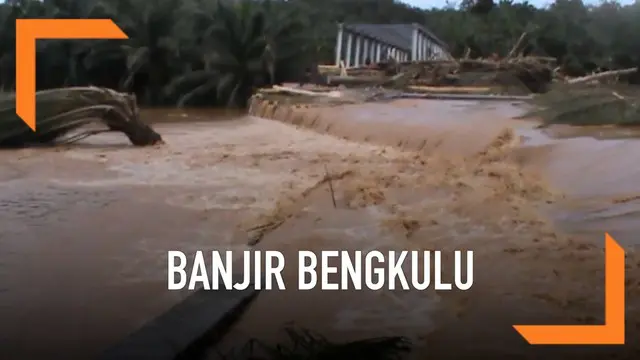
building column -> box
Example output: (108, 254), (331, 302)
(335, 23), (343, 66)
(369, 40), (376, 63)
(423, 35), (428, 60)
(375, 43), (381, 62)
(345, 32), (353, 68)
(411, 24), (419, 62)
(363, 38), (370, 64)
(354, 35), (362, 67)
(422, 37), (428, 60)
(424, 39), (428, 59)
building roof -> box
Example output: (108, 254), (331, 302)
(342, 23), (448, 51)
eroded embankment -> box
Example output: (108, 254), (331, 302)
(248, 95), (532, 157)
(230, 95), (640, 359)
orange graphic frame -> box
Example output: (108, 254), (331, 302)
(514, 233), (625, 345)
(15, 19), (128, 131)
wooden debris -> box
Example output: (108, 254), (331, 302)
(312, 30), (638, 98)
(567, 68), (638, 84)
(407, 85), (493, 94)
(324, 164), (337, 209)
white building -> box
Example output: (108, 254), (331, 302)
(334, 23), (450, 67)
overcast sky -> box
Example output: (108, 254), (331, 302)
(401, 0), (636, 8)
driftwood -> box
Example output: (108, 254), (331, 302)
(327, 75), (386, 86)
(323, 164), (337, 209)
(400, 92), (533, 101)
(463, 47), (471, 59)
(567, 68), (638, 84)
(407, 85), (493, 94)
(318, 63), (348, 77)
(507, 31), (528, 58)
(265, 85), (343, 98)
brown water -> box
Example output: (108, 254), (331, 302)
(516, 124), (640, 244)
(325, 98), (640, 244)
(1, 103), (639, 359)
(0, 109), (251, 359)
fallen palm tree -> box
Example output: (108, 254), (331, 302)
(519, 83), (640, 127)
(567, 67), (638, 85)
(0, 87), (163, 147)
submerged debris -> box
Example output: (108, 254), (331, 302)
(0, 87), (163, 147)
(519, 83), (640, 127)
(216, 327), (411, 360)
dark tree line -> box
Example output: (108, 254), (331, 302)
(1, 0), (639, 107)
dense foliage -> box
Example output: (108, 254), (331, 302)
(1, 0), (639, 107)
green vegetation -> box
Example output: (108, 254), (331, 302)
(1, 0), (639, 108)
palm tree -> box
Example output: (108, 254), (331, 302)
(260, 0), (312, 84)
(37, 0), (110, 88)
(0, 0), (44, 90)
(168, 0), (309, 107)
(95, 0), (186, 105)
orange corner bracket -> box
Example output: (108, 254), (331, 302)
(16, 19), (128, 131)
(514, 233), (625, 345)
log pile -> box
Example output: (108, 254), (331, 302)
(279, 30), (640, 129)
(321, 55), (555, 95)
(317, 31), (640, 96)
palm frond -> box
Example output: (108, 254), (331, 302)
(0, 87), (162, 147)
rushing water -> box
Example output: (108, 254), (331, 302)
(1, 104), (639, 359)
(0, 109), (249, 359)
(352, 98), (640, 245)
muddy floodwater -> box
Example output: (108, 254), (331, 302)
(1, 101), (640, 359)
